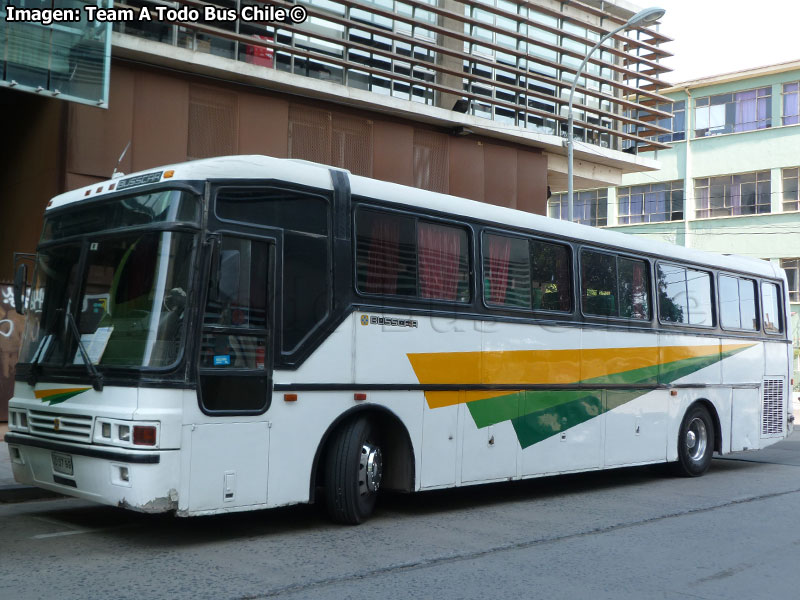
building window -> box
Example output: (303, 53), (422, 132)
(782, 82), (799, 125)
(548, 190), (607, 227)
(783, 168), (799, 212)
(694, 87), (771, 137)
(617, 181), (684, 224)
(659, 101), (685, 142)
(781, 258), (800, 302)
(694, 171), (771, 218)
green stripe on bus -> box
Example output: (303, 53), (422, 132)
(465, 344), (752, 448)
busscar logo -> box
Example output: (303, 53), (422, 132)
(363, 315), (418, 328)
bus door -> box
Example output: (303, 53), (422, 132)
(186, 233), (275, 513)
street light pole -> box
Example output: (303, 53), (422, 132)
(566, 7), (665, 223)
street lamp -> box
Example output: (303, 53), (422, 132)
(566, 6), (665, 223)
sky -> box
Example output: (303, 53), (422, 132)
(651, 0), (800, 84)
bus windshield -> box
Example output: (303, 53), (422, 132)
(20, 192), (199, 371)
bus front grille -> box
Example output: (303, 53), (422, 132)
(28, 410), (93, 443)
(761, 379), (785, 437)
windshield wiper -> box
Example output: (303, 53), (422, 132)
(64, 310), (104, 391)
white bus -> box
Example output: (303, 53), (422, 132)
(6, 155), (793, 523)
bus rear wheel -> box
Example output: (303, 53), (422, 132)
(324, 416), (383, 524)
(672, 404), (714, 477)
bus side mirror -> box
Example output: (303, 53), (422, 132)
(13, 263), (27, 315)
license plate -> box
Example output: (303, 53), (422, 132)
(51, 452), (74, 476)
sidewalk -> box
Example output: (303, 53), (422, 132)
(0, 422), (61, 502)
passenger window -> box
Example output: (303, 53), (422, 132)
(355, 208), (470, 303)
(417, 221), (470, 302)
(581, 251), (617, 316)
(619, 257), (650, 319)
(657, 263), (713, 326)
(356, 209), (418, 297)
(484, 233), (531, 308)
(762, 282), (782, 333)
(720, 275), (758, 330)
(530, 240), (571, 312)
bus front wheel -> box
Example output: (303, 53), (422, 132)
(324, 416), (383, 524)
(673, 404), (715, 477)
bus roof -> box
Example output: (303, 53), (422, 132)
(49, 155), (781, 281)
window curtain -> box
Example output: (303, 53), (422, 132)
(734, 90), (757, 132)
(784, 85), (799, 125)
(486, 235), (511, 304)
(365, 216), (401, 294)
(418, 222), (461, 300)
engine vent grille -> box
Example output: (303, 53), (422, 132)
(28, 410), (93, 443)
(762, 379), (785, 437)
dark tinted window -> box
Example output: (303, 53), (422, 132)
(418, 221), (469, 301)
(762, 282), (782, 333)
(356, 208), (470, 303)
(720, 275), (757, 330)
(581, 251), (618, 316)
(42, 190), (199, 242)
(199, 237), (270, 413)
(618, 257), (650, 319)
(356, 209), (417, 296)
(215, 187), (330, 353)
(658, 263), (713, 326)
(530, 240), (571, 312)
(216, 187), (327, 235)
(484, 233), (531, 308)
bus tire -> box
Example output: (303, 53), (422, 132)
(672, 404), (715, 477)
(324, 416), (382, 524)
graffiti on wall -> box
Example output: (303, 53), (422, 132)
(0, 285), (24, 420)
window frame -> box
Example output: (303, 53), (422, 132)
(578, 247), (652, 322)
(694, 170), (771, 219)
(210, 182), (334, 359)
(196, 233), (276, 416)
(760, 280), (784, 335)
(480, 228), (573, 314)
(694, 86), (772, 138)
(655, 261), (716, 329)
(617, 180), (685, 224)
(717, 272), (759, 332)
(779, 258), (800, 303)
(353, 204), (473, 306)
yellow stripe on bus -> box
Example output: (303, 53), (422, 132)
(408, 343), (754, 409)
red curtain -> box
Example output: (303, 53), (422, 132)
(418, 223), (462, 300)
(486, 235), (511, 304)
(365, 216), (401, 294)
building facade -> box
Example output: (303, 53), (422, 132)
(549, 60), (800, 383)
(0, 0), (672, 418)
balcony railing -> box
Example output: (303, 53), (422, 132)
(114, 0), (674, 151)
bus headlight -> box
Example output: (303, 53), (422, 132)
(94, 419), (160, 449)
(8, 409), (28, 431)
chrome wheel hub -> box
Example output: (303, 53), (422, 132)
(685, 418), (708, 462)
(359, 442), (383, 495)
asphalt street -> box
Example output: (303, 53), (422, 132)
(2, 431), (800, 600)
